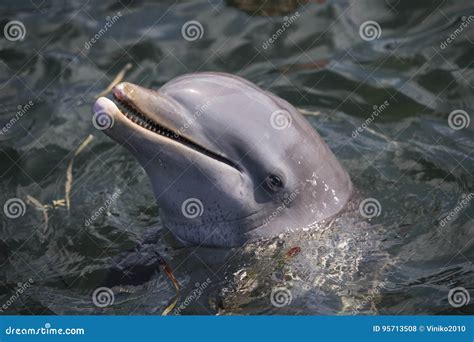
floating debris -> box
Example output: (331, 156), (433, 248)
(26, 195), (49, 239)
(52, 199), (66, 208)
(297, 108), (321, 116)
(285, 246), (302, 259)
(23, 135), (92, 240)
(160, 258), (180, 316)
(65, 135), (94, 211)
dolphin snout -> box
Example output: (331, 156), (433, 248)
(92, 97), (123, 134)
(112, 82), (131, 102)
(93, 96), (117, 118)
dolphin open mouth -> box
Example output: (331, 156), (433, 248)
(108, 87), (241, 171)
(113, 93), (182, 141)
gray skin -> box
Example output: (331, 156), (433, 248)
(93, 72), (352, 247)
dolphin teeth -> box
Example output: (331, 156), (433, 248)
(115, 96), (192, 144)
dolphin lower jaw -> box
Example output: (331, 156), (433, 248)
(161, 212), (267, 247)
(159, 177), (353, 248)
(162, 197), (349, 247)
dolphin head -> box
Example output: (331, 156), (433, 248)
(93, 72), (352, 247)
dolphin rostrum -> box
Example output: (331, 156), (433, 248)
(93, 72), (353, 247)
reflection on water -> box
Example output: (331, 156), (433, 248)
(0, 0), (473, 315)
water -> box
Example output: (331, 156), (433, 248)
(0, 0), (473, 315)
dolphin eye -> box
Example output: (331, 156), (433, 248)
(265, 174), (284, 191)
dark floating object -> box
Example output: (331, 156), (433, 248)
(285, 246), (302, 258)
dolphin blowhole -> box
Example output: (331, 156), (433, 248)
(93, 72), (353, 247)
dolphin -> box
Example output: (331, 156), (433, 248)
(93, 72), (353, 247)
